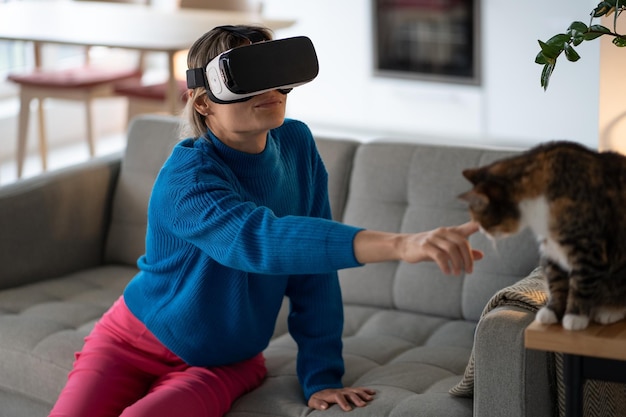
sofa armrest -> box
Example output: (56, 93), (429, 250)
(0, 153), (121, 289)
(473, 306), (556, 417)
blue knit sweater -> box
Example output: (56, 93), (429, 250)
(124, 119), (363, 400)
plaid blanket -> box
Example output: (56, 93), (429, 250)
(449, 267), (626, 417)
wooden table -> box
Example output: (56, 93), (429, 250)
(0, 0), (295, 113)
(525, 320), (626, 417)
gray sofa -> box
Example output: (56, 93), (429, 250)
(0, 114), (554, 417)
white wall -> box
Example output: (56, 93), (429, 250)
(263, 0), (602, 149)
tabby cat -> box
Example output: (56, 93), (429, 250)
(459, 140), (626, 331)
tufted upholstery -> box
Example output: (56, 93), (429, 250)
(227, 141), (541, 417)
(0, 115), (552, 417)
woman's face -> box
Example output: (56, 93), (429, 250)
(204, 90), (287, 153)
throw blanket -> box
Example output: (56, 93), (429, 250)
(449, 267), (626, 417)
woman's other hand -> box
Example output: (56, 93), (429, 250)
(308, 387), (376, 411)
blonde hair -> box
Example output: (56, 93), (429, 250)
(180, 25), (274, 139)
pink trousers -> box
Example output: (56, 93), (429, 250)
(49, 297), (267, 417)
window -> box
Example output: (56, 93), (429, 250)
(0, 0), (31, 98)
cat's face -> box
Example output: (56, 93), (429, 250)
(459, 167), (522, 239)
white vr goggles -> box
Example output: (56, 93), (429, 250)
(186, 30), (319, 104)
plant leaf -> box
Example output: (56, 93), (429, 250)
(568, 21), (589, 34)
(564, 44), (581, 61)
(568, 21), (589, 45)
(535, 51), (548, 64)
(583, 25), (612, 40)
(541, 63), (555, 90)
(590, 24), (612, 34)
(545, 33), (572, 47)
(613, 36), (626, 46)
(593, 2), (616, 18)
(538, 40), (564, 60)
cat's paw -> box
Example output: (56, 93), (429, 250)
(562, 314), (590, 331)
(593, 308), (626, 325)
(535, 307), (559, 324)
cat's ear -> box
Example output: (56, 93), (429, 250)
(462, 168), (483, 185)
(458, 190), (489, 211)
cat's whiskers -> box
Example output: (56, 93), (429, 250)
(488, 234), (500, 255)
(478, 227), (502, 256)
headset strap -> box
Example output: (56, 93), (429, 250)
(186, 68), (205, 90)
(215, 25), (266, 44)
(187, 26), (267, 89)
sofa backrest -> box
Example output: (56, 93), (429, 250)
(337, 142), (539, 321)
(313, 138), (359, 221)
(105, 115), (540, 322)
(105, 115), (180, 265)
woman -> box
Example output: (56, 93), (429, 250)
(49, 25), (483, 417)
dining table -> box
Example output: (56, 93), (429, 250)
(0, 0), (296, 113)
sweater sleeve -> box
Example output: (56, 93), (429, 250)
(286, 271), (345, 401)
(159, 132), (363, 276)
(169, 176), (361, 275)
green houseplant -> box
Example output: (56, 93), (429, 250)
(536, 0), (626, 89)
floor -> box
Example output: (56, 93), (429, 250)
(0, 132), (126, 186)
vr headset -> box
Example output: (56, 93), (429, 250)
(187, 32), (319, 104)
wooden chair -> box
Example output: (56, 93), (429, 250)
(113, 0), (262, 121)
(6, 0), (148, 179)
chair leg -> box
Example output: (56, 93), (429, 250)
(36, 98), (47, 172)
(85, 97), (96, 157)
(16, 92), (32, 179)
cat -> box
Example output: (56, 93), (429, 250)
(459, 140), (626, 331)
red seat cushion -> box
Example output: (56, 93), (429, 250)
(113, 79), (188, 102)
(7, 67), (142, 88)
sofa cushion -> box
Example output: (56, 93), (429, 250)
(229, 306), (475, 416)
(338, 142), (539, 321)
(0, 265), (137, 405)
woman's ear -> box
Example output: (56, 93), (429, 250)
(192, 93), (211, 116)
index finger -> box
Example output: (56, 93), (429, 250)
(453, 221), (479, 237)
